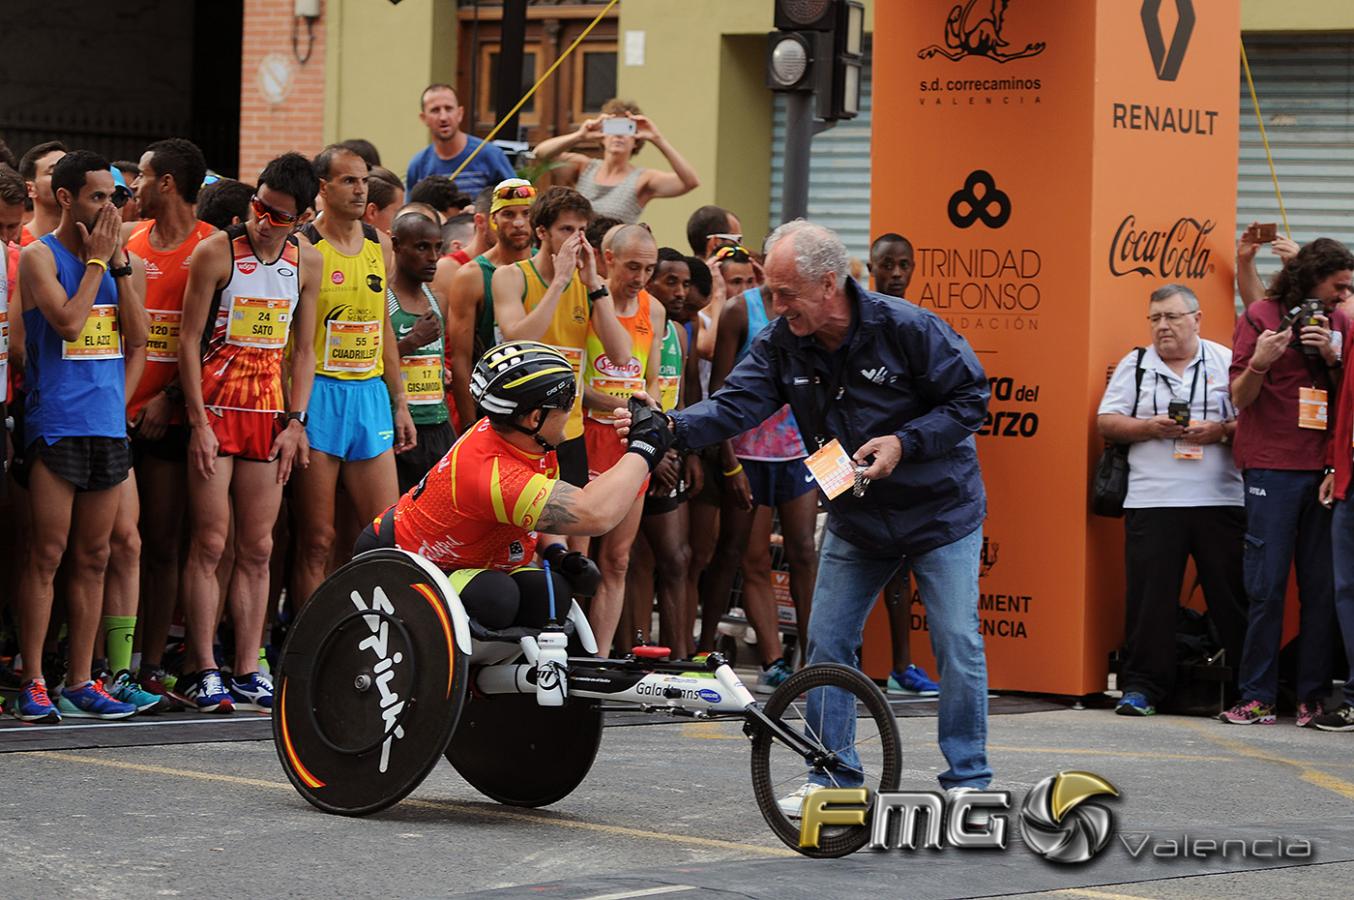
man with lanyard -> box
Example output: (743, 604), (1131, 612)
(446, 178), (535, 431)
(579, 224), (662, 656)
(110, 138), (216, 703)
(387, 212), (453, 492)
(1222, 237), (1353, 726)
(655, 220), (991, 813)
(179, 152), (321, 712)
(622, 248), (706, 657)
(354, 341), (673, 637)
(491, 186), (631, 502)
(16, 151), (149, 722)
(293, 144), (416, 615)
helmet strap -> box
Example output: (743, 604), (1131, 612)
(507, 408), (557, 451)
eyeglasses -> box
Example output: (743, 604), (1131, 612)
(251, 195), (300, 228)
(110, 186), (132, 210)
(494, 184), (536, 201)
(709, 232), (743, 244)
(713, 245), (752, 263)
(1146, 312), (1198, 324)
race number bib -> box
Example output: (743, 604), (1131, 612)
(227, 296), (292, 350)
(658, 374), (680, 413)
(1299, 387), (1328, 431)
(587, 376), (644, 423)
(804, 439), (857, 500)
(325, 320), (380, 373)
(146, 309), (181, 363)
(399, 355), (444, 405)
(547, 344), (584, 399)
(62, 306), (122, 360)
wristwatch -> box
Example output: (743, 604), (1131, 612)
(285, 411), (309, 427)
(109, 262), (134, 279)
(587, 285), (609, 302)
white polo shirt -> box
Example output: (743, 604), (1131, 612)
(1097, 338), (1243, 508)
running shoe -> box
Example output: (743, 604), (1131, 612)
(777, 781), (826, 818)
(1313, 703), (1354, 733)
(887, 664), (940, 697)
(1115, 691), (1155, 716)
(109, 671), (168, 714)
(1296, 699), (1326, 729)
(137, 666), (189, 710)
(1219, 699), (1275, 725)
(229, 671), (274, 712)
(755, 658), (793, 694)
(14, 679), (60, 723)
(59, 680), (137, 720)
(183, 669), (235, 714)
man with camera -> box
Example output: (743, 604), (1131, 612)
(1097, 284), (1245, 717)
(1223, 237), (1354, 726)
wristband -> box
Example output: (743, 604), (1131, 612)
(85, 257), (108, 273)
(722, 463), (744, 477)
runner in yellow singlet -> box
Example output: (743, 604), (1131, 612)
(291, 145), (416, 617)
(491, 186), (630, 491)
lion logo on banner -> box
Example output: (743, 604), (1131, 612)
(918, 0), (1047, 64)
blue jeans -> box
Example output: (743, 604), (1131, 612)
(1237, 469), (1335, 704)
(805, 525), (990, 790)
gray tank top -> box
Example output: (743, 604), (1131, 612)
(576, 160), (646, 224)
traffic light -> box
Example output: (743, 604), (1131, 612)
(766, 0), (864, 121)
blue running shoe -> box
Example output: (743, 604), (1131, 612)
(184, 669), (234, 714)
(1115, 691), (1156, 716)
(229, 671), (274, 712)
(755, 658), (793, 694)
(60, 680), (137, 720)
(887, 664), (940, 697)
(14, 679), (60, 723)
(109, 671), (168, 714)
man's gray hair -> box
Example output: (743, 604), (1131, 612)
(765, 219), (850, 288)
(1149, 283), (1199, 311)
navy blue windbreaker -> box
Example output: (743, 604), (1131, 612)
(672, 279), (988, 556)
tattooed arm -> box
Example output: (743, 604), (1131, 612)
(535, 455), (650, 535)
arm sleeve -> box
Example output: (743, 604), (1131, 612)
(893, 315), (990, 461)
(1096, 353), (1139, 417)
(671, 334), (787, 450)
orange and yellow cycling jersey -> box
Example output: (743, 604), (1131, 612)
(392, 418), (559, 572)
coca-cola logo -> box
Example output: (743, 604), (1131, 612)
(1108, 215), (1214, 279)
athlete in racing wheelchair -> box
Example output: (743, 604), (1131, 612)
(273, 341), (900, 858)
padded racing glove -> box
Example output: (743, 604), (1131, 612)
(624, 396), (675, 472)
(541, 542), (602, 599)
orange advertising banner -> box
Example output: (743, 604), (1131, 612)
(865, 0), (1240, 694)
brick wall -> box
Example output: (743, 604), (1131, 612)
(238, 0), (327, 182)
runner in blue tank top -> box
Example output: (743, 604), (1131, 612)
(16, 151), (149, 723)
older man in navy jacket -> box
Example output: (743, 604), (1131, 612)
(669, 220), (991, 813)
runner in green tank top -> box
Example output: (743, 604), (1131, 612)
(387, 213), (455, 492)
(445, 179), (537, 431)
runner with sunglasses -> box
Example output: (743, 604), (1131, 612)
(354, 341), (672, 638)
(292, 145), (416, 628)
(446, 179), (536, 430)
(178, 152), (322, 712)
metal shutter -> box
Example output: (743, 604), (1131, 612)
(769, 41), (874, 262)
(1239, 34), (1354, 286)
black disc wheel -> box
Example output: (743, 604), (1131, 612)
(749, 663), (901, 857)
(446, 693), (603, 807)
(273, 549), (469, 815)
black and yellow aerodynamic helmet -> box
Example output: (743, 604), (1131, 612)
(470, 341), (578, 423)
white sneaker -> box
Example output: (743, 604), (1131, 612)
(945, 786), (977, 802)
(777, 781), (826, 818)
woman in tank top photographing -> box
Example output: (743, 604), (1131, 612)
(530, 99), (700, 225)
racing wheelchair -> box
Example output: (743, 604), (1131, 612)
(272, 548), (900, 857)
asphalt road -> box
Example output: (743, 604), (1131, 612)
(3, 705), (1353, 898)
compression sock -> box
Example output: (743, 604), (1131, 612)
(102, 616), (137, 677)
